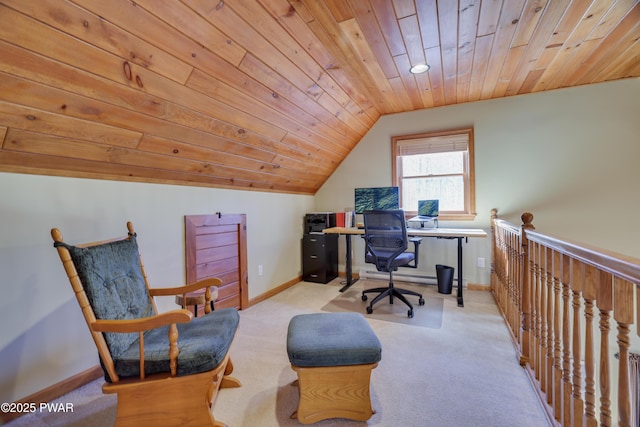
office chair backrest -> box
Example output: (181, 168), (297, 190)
(363, 210), (409, 270)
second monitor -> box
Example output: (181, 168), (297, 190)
(417, 199), (439, 218)
(408, 199), (439, 228)
(354, 186), (399, 214)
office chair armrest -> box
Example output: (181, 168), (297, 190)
(406, 237), (422, 268)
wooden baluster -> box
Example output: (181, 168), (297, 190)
(538, 242), (547, 388)
(490, 209), (497, 294)
(584, 264), (598, 427)
(500, 232), (505, 306)
(541, 245), (551, 397)
(520, 212), (534, 366)
(505, 230), (510, 314)
(503, 229), (508, 311)
(528, 242), (537, 370)
(547, 246), (555, 406)
(510, 231), (517, 337)
(515, 231), (520, 337)
(614, 276), (633, 427)
(534, 241), (543, 383)
(507, 232), (512, 334)
(561, 254), (572, 425)
(629, 353), (640, 427)
(515, 232), (521, 337)
(571, 259), (585, 427)
(502, 231), (509, 327)
(495, 228), (501, 306)
(546, 245), (555, 405)
(553, 251), (562, 420)
(598, 270), (613, 427)
(499, 232), (504, 315)
(494, 227), (501, 307)
(494, 228), (502, 309)
(503, 230), (510, 321)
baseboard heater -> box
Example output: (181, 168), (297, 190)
(358, 269), (459, 286)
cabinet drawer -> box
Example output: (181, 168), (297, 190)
(302, 234), (338, 284)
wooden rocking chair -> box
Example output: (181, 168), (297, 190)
(51, 222), (241, 427)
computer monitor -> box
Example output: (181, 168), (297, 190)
(418, 199), (439, 218)
(354, 187), (399, 214)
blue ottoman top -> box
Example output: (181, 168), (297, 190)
(287, 312), (382, 367)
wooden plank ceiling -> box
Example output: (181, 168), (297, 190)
(0, 0), (638, 194)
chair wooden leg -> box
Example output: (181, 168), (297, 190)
(220, 356), (242, 389)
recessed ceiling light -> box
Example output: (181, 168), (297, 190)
(410, 63), (430, 74)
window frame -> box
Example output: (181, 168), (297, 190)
(392, 128), (476, 221)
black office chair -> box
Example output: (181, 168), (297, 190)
(361, 209), (425, 318)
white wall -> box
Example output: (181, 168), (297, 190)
(0, 173), (313, 403)
(315, 78), (640, 283)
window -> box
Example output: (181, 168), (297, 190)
(392, 128), (476, 220)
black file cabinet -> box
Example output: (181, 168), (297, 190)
(302, 234), (338, 284)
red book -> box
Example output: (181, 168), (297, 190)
(336, 212), (345, 227)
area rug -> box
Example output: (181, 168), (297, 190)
(321, 282), (444, 329)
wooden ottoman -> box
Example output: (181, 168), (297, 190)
(286, 312), (382, 424)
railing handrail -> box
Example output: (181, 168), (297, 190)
(525, 229), (640, 284)
(492, 217), (521, 234)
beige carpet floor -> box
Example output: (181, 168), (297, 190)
(5, 278), (552, 427)
(321, 281), (444, 329)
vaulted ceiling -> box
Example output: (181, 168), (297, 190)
(1, 0), (638, 194)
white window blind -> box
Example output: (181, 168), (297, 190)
(396, 134), (469, 156)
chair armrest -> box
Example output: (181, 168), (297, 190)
(91, 309), (194, 379)
(406, 237), (422, 268)
(148, 278), (222, 297)
(90, 309), (193, 333)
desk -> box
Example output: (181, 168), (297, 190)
(323, 227), (488, 307)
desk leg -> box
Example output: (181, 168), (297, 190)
(457, 237), (464, 307)
(339, 234), (358, 292)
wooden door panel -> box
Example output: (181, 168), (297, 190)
(217, 282), (241, 305)
(196, 230), (238, 248)
(211, 270), (240, 285)
(196, 245), (238, 264)
(185, 214), (248, 310)
(196, 258), (239, 279)
(215, 294), (240, 310)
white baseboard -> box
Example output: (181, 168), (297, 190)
(359, 268), (460, 286)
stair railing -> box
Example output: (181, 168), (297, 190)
(491, 209), (640, 427)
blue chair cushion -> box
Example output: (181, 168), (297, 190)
(113, 308), (239, 380)
(365, 251), (414, 271)
(64, 236), (155, 360)
(287, 313), (381, 367)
